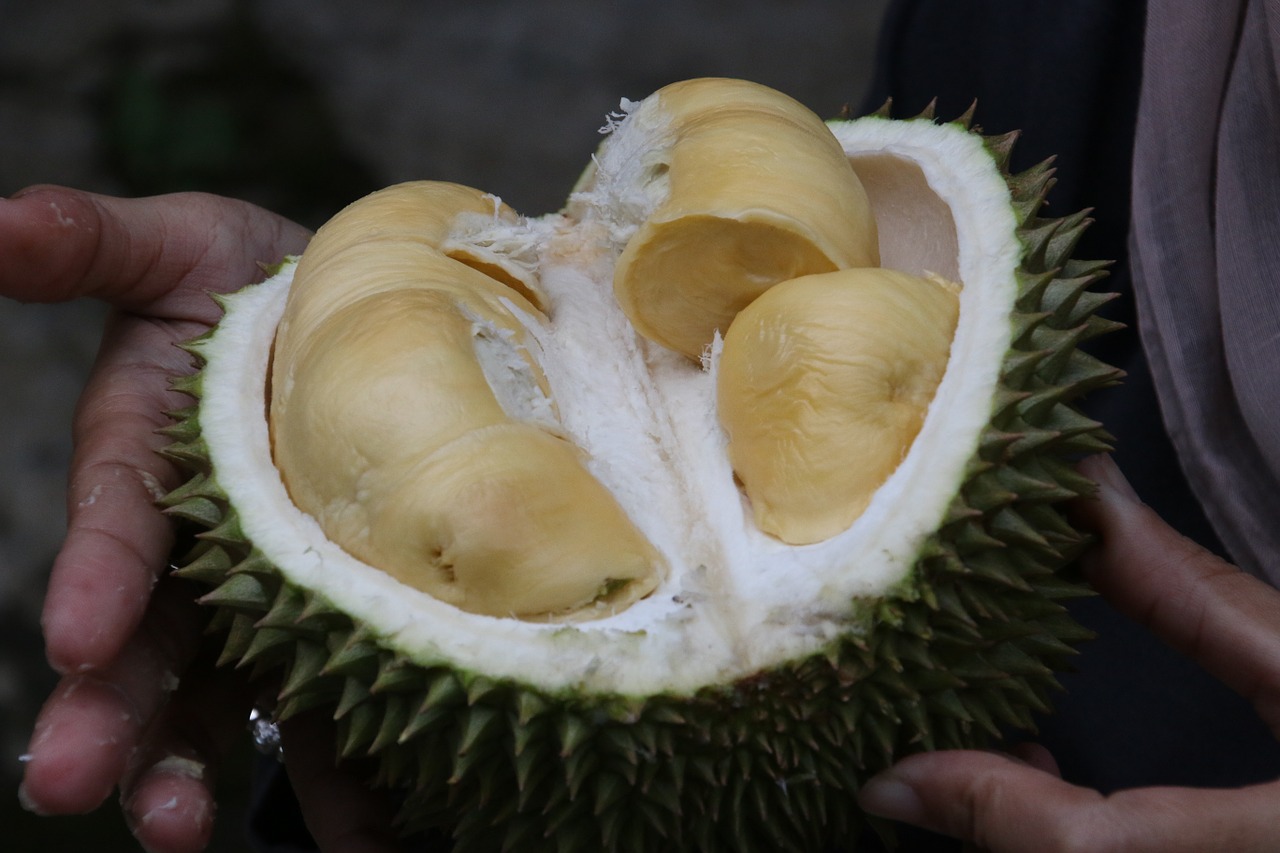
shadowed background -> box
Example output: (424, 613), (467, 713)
(1, 1), (890, 848)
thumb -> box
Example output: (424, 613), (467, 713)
(858, 749), (1280, 853)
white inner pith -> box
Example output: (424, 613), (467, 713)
(200, 115), (1020, 695)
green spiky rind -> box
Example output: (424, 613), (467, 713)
(159, 111), (1120, 852)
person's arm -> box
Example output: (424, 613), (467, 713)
(6, 186), (408, 852)
(857, 453), (1280, 852)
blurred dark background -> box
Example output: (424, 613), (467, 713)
(0, 1), (890, 849)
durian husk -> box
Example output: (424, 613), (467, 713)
(159, 103), (1121, 853)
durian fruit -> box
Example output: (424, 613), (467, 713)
(161, 77), (1120, 852)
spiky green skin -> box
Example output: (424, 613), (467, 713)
(160, 109), (1119, 853)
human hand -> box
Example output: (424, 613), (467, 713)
(2, 186), (319, 851)
(856, 453), (1280, 852)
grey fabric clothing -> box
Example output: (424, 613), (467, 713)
(1132, 0), (1280, 583)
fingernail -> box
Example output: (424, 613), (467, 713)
(151, 754), (206, 781)
(857, 772), (925, 822)
(1082, 454), (1140, 505)
(17, 781), (47, 816)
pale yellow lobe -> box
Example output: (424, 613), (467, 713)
(269, 182), (663, 620)
(717, 268), (960, 545)
(289, 180), (547, 312)
(363, 424), (661, 620)
(611, 78), (879, 360)
(271, 288), (512, 548)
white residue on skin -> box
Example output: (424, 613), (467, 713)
(159, 670), (180, 693)
(139, 796), (181, 824)
(48, 202), (76, 227)
(139, 470), (167, 501)
(27, 720), (52, 751)
(78, 484), (103, 508)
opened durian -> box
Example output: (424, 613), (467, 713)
(162, 77), (1119, 851)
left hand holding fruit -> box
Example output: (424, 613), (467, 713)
(3, 186), (317, 852)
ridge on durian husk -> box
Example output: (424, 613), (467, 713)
(159, 100), (1120, 853)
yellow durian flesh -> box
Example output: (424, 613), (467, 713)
(266, 78), (959, 624)
(717, 268), (960, 545)
(607, 77), (880, 360)
(364, 423), (662, 620)
(269, 183), (663, 621)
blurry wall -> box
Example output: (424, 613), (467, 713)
(0, 1), (890, 848)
